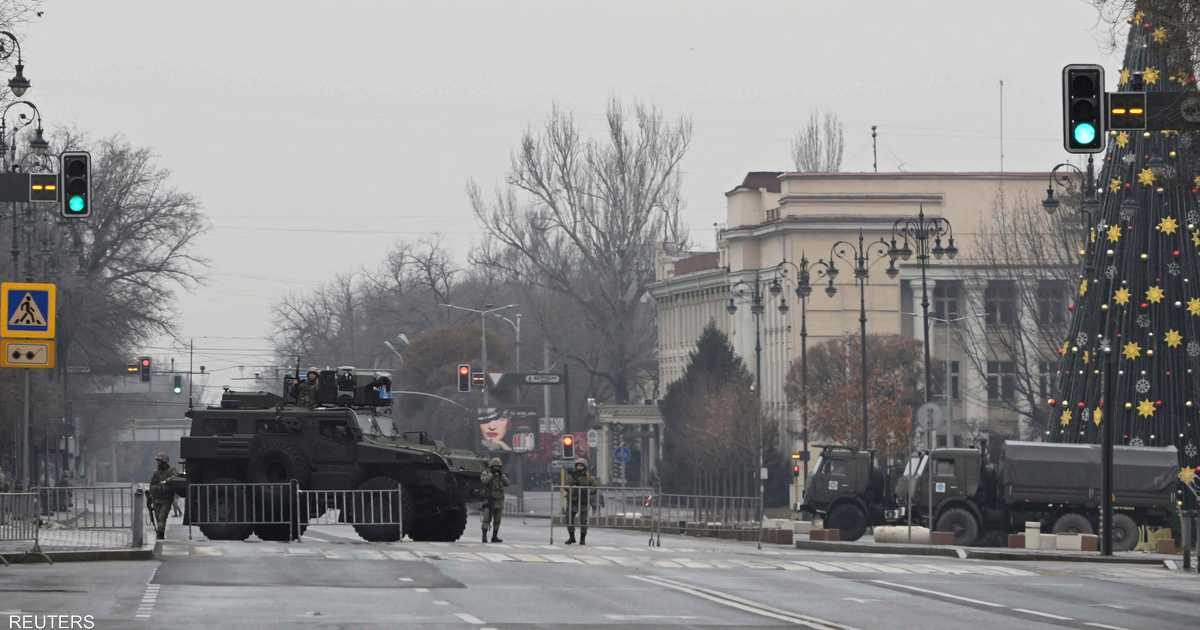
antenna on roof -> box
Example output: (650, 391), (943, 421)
(871, 125), (878, 173)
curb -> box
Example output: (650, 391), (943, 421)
(793, 540), (1168, 564)
(1, 547), (155, 563)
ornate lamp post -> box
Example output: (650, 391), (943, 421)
(0, 31), (32, 97)
(823, 229), (892, 450)
(774, 254), (831, 486)
(885, 204), (957, 407)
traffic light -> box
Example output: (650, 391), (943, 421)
(561, 434), (574, 460)
(59, 151), (91, 218)
(125, 364), (139, 375)
(471, 371), (485, 389)
(173, 374), (183, 394)
(139, 356), (151, 382)
(457, 363), (470, 392)
(792, 464), (801, 478)
(1062, 64), (1105, 153)
(1107, 91), (1147, 131)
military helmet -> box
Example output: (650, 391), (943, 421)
(489, 457), (502, 467)
(574, 457), (587, 467)
(306, 366), (319, 376)
(154, 452), (169, 463)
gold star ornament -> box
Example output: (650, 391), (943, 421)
(1137, 399), (1156, 418)
(1107, 224), (1122, 242)
(1132, 9), (1145, 23)
(1138, 167), (1157, 186)
(1166, 329), (1184, 348)
(1181, 466), (1197, 484)
(1144, 67), (1161, 85)
(1193, 229), (1200, 248)
(1123, 341), (1142, 360)
(1059, 408), (1072, 427)
(1092, 407), (1102, 427)
(1147, 285), (1165, 304)
(1119, 67), (1132, 86)
(1109, 176), (1124, 192)
(1153, 26), (1168, 43)
(1189, 297), (1200, 316)
(1082, 350), (1091, 365)
(1114, 287), (1131, 305)
(1158, 216), (1180, 235)
(1079, 278), (1089, 297)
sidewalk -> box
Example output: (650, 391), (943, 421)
(793, 532), (1180, 565)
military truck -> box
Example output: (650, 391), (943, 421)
(178, 367), (488, 543)
(802, 441), (1179, 550)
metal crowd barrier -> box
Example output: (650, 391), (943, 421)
(34, 485), (145, 551)
(547, 486), (763, 547)
(299, 486), (403, 541)
(0, 493), (52, 565)
(187, 481), (295, 540)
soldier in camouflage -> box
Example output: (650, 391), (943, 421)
(564, 457), (597, 545)
(295, 367), (320, 407)
(148, 452), (178, 540)
(479, 456), (509, 543)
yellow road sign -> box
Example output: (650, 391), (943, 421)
(1, 282), (56, 339)
(1, 338), (56, 369)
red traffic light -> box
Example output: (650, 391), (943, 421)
(458, 365), (469, 376)
(141, 358), (151, 367)
(562, 435), (573, 446)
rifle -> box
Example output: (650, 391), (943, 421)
(145, 488), (157, 530)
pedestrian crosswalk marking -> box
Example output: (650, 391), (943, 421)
(383, 550), (418, 561)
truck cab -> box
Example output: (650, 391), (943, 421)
(893, 448), (985, 529)
(799, 446), (891, 540)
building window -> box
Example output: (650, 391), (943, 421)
(1038, 360), (1057, 399)
(984, 281), (1017, 326)
(1037, 282), (1067, 324)
(987, 361), (1016, 401)
(932, 283), (960, 320)
(933, 360), (960, 400)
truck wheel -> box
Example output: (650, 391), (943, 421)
(196, 477), (253, 541)
(425, 506), (468, 542)
(826, 504), (867, 541)
(350, 476), (407, 542)
(248, 440), (311, 487)
(935, 508), (979, 546)
(1110, 513), (1140, 551)
(1052, 513), (1094, 535)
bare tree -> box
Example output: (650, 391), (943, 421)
(790, 110), (845, 173)
(469, 99), (692, 403)
(956, 192), (1083, 438)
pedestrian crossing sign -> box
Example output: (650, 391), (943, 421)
(1, 282), (56, 339)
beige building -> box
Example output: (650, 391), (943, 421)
(651, 170), (1053, 461)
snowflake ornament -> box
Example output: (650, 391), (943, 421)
(1121, 153), (1137, 165)
(1189, 341), (1200, 357)
(1121, 204), (1136, 221)
(1164, 165), (1178, 179)
(1137, 313), (1151, 328)
(1136, 378), (1151, 394)
(1169, 261), (1182, 276)
(1105, 265), (1117, 279)
(1130, 437), (1145, 447)
(1190, 210), (1200, 225)
(1183, 134), (1195, 149)
(1076, 332), (1089, 347)
(1186, 442), (1198, 458)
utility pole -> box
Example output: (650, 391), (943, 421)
(188, 338), (194, 409)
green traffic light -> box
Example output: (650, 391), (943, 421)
(1072, 122), (1096, 145)
(68, 195), (86, 213)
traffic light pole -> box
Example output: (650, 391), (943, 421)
(21, 369), (29, 489)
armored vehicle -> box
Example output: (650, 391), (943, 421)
(179, 367), (488, 542)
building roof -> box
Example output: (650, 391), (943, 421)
(780, 171), (1048, 179)
(672, 251), (719, 276)
(727, 171), (783, 194)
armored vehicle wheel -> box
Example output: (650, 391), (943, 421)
(1052, 512), (1094, 535)
(1110, 513), (1140, 551)
(935, 507), (979, 546)
(197, 477), (253, 541)
(826, 503), (867, 541)
(351, 476), (407, 542)
(418, 506), (467, 542)
(249, 439), (311, 486)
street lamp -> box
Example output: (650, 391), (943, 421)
(775, 254), (832, 487)
(1043, 161), (1099, 228)
(823, 228), (892, 450)
(440, 303), (517, 406)
(488, 311), (521, 372)
(0, 31), (31, 97)
(0, 100), (49, 172)
(727, 266), (789, 545)
(886, 204), (957, 409)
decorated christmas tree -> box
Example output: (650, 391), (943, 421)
(1052, 2), (1200, 479)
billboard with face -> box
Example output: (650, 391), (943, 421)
(477, 406), (538, 452)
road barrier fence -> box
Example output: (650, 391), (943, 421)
(549, 485), (762, 547)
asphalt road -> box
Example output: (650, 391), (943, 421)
(2, 513), (1198, 629)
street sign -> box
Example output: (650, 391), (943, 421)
(2, 282), (56, 339)
(586, 429), (599, 448)
(1, 338), (56, 369)
(540, 416), (564, 434)
(523, 372), (562, 385)
(613, 446), (631, 464)
(914, 402), (945, 432)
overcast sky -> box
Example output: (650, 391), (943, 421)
(24, 0), (1123, 381)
